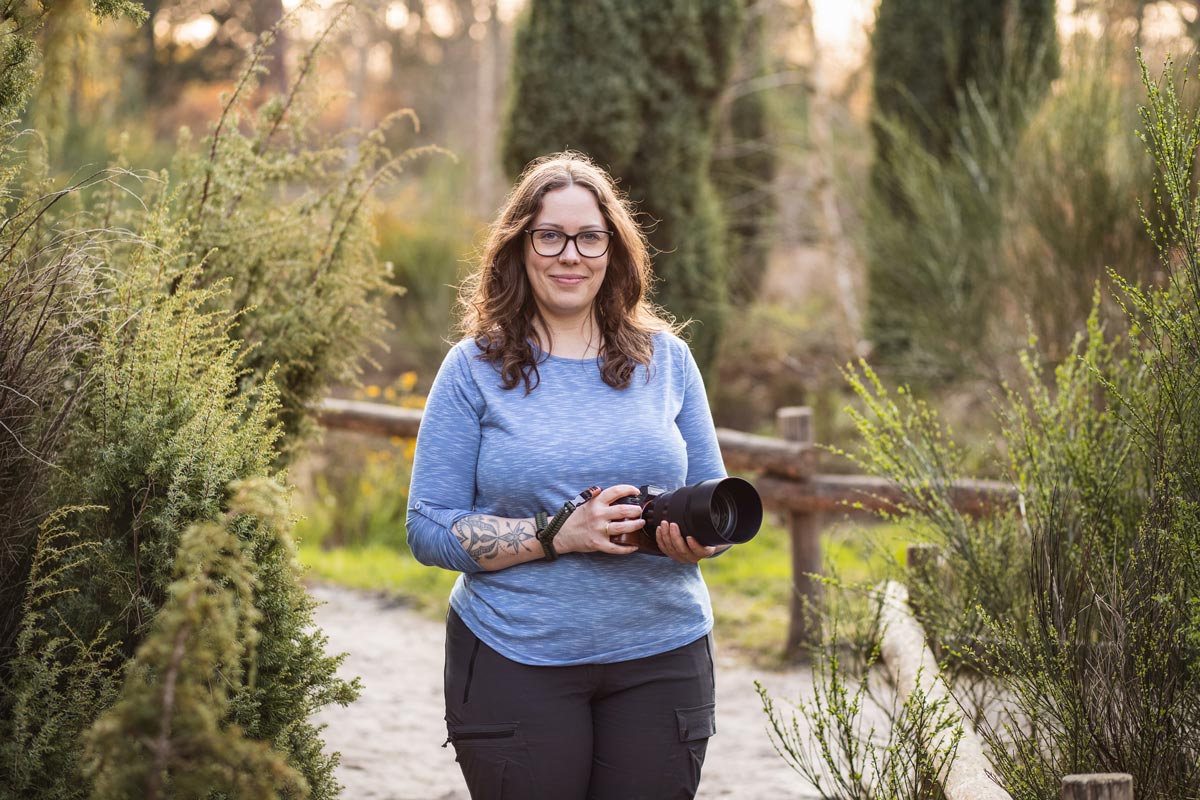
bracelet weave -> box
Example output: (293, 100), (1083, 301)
(537, 485), (601, 562)
(534, 511), (551, 560)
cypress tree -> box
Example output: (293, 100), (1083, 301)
(712, 4), (777, 306)
(871, 0), (1057, 163)
(502, 0), (743, 370)
(865, 0), (1059, 375)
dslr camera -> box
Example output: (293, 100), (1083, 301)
(611, 477), (763, 556)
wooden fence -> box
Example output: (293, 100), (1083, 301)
(317, 397), (1015, 658)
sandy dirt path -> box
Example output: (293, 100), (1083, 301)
(309, 583), (822, 799)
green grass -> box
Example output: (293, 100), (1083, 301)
(702, 516), (910, 666)
(299, 516), (915, 666)
(300, 543), (459, 614)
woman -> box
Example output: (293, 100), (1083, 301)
(406, 151), (730, 800)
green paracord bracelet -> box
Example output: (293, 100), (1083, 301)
(535, 485), (601, 562)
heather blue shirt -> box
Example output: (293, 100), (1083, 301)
(406, 332), (726, 666)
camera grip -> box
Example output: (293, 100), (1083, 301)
(610, 529), (667, 556)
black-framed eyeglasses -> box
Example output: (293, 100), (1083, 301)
(526, 228), (614, 258)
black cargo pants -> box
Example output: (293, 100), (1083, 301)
(443, 608), (717, 800)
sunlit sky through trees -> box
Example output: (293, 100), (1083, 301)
(155, 0), (1197, 86)
(811, 0), (1196, 84)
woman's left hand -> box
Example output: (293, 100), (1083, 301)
(654, 521), (727, 564)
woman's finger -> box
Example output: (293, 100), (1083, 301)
(657, 521), (713, 563)
(595, 484), (640, 507)
(656, 521), (683, 558)
(606, 516), (645, 534)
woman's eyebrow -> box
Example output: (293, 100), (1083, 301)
(530, 222), (606, 230)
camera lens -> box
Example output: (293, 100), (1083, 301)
(710, 489), (737, 537)
(658, 477), (762, 548)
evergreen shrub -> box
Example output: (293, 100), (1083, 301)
(763, 55), (1200, 799)
(0, 8), (423, 798)
(0, 0), (149, 681)
(163, 12), (438, 459)
(862, 33), (1154, 383)
(84, 480), (308, 800)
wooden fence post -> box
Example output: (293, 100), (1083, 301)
(1062, 774), (1133, 800)
(906, 543), (939, 573)
(905, 543), (939, 618)
(779, 406), (821, 660)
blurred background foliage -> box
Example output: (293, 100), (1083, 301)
(5, 0), (1200, 792)
(22, 0), (1182, 412)
(5, 0), (1194, 651)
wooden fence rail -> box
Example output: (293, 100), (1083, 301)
(880, 552), (1134, 800)
(878, 577), (1013, 800)
(317, 397), (1016, 658)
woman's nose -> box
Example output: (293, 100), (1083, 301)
(558, 240), (581, 262)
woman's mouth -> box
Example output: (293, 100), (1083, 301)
(550, 274), (587, 286)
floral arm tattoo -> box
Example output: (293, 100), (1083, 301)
(452, 515), (536, 562)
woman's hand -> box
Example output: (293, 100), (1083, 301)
(654, 521), (728, 564)
(553, 485), (644, 556)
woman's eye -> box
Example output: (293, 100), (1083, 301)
(579, 233), (601, 243)
(536, 231), (562, 242)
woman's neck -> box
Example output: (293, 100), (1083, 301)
(535, 312), (602, 360)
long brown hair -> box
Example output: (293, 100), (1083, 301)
(458, 151), (676, 392)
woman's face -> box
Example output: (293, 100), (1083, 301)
(523, 184), (610, 325)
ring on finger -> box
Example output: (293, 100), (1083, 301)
(604, 521), (610, 536)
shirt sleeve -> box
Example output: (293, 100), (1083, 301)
(406, 344), (488, 574)
(676, 341), (727, 485)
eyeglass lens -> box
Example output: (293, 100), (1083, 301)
(528, 229), (611, 258)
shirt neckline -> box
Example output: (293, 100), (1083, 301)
(529, 339), (604, 364)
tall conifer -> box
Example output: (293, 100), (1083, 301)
(865, 0), (1059, 374)
(502, 0), (743, 369)
(713, 4), (777, 305)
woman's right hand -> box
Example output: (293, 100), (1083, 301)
(553, 485), (645, 556)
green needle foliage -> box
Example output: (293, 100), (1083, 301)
(0, 0), (149, 683)
(0, 5), (421, 798)
(0, 0), (147, 123)
(0, 203), (357, 798)
(84, 479), (307, 800)
(865, 0), (1060, 380)
(767, 54), (1199, 799)
(0, 150), (117, 672)
(1, 506), (123, 798)
(164, 8), (437, 460)
(502, 0), (743, 370)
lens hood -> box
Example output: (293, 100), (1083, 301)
(644, 477), (763, 548)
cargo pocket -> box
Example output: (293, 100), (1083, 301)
(676, 703), (716, 742)
(447, 722), (529, 799)
(669, 702), (716, 798)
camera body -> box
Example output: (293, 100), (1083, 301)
(614, 484), (666, 514)
(609, 478), (763, 556)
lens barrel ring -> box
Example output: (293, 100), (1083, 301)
(635, 478), (762, 549)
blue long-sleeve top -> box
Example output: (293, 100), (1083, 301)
(405, 332), (727, 666)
